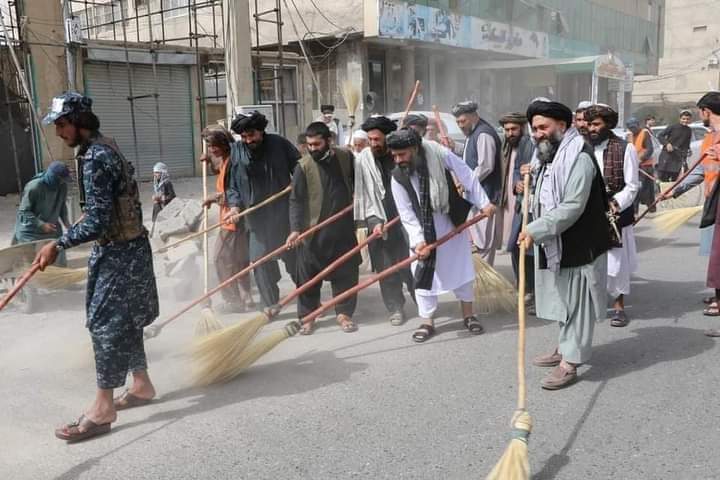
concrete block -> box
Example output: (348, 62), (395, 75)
(155, 198), (186, 222)
(181, 199), (204, 231)
(157, 215), (190, 241)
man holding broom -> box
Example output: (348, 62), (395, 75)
(355, 115), (414, 326)
(287, 122), (360, 334)
(201, 125), (253, 313)
(452, 101), (503, 266)
(585, 104), (640, 327)
(34, 92), (159, 441)
(227, 111), (300, 314)
(388, 128), (496, 342)
(519, 99), (611, 390)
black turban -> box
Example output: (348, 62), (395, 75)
(386, 128), (421, 150)
(231, 111), (269, 134)
(697, 92), (720, 115)
(498, 112), (528, 126)
(526, 100), (573, 127)
(584, 104), (619, 129)
(451, 101), (478, 117)
(404, 113), (428, 128)
(361, 115), (397, 135)
(320, 104), (335, 113)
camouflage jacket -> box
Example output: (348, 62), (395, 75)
(58, 133), (143, 249)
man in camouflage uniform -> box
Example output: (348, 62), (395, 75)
(34, 92), (159, 442)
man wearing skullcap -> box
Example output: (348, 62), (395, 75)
(351, 129), (369, 154)
(388, 128), (496, 342)
(574, 101), (592, 138)
(227, 111), (300, 314)
(657, 110), (693, 181)
(498, 112), (536, 312)
(665, 93), (720, 335)
(585, 104), (640, 327)
(354, 116), (414, 325)
(452, 100), (503, 265)
(287, 122), (359, 334)
(519, 100), (611, 389)
(316, 104), (345, 145)
(404, 113), (429, 137)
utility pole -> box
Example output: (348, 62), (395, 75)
(223, 0), (254, 124)
(61, 0), (77, 91)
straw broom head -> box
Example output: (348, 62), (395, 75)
(194, 306), (224, 337)
(652, 206), (703, 235)
(341, 81), (361, 116)
(32, 266), (87, 290)
(192, 311), (273, 385)
(473, 253), (517, 315)
(485, 410), (533, 480)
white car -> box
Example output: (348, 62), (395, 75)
(387, 110), (466, 149)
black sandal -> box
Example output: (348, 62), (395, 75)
(463, 316), (484, 335)
(412, 324), (435, 343)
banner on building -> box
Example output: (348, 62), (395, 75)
(378, 0), (549, 59)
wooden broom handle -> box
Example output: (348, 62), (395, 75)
(153, 186), (292, 254)
(401, 80), (421, 127)
(276, 217), (401, 311)
(154, 203), (354, 330)
(432, 105), (450, 146)
(301, 212), (489, 325)
(634, 154), (705, 225)
(0, 264), (41, 311)
(517, 173), (531, 411)
(202, 140), (209, 297)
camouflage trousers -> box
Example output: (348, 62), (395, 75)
(90, 318), (147, 389)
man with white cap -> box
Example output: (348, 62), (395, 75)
(351, 129), (369, 154)
(574, 101), (592, 138)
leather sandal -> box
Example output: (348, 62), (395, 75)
(463, 316), (484, 335)
(412, 324), (435, 343)
(337, 314), (358, 333)
(55, 415), (112, 443)
(610, 310), (629, 327)
(113, 389), (153, 411)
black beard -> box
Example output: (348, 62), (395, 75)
(506, 135), (521, 147)
(589, 128), (610, 146)
(577, 126), (589, 137)
(371, 145), (388, 158)
(310, 147), (330, 162)
(398, 163), (415, 176)
(704, 118), (711, 128)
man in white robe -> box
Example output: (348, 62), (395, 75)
(585, 104), (640, 327)
(519, 100), (611, 390)
(387, 128), (495, 342)
(451, 101), (503, 266)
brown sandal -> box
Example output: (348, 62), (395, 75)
(55, 415), (112, 443)
(299, 321), (316, 336)
(337, 314), (358, 333)
(113, 389), (154, 410)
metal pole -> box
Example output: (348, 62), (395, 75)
(62, 0), (77, 91)
(276, 0), (286, 135)
(147, 8), (163, 158)
(2, 72), (23, 194)
(254, 0), (261, 104)
(119, 1), (142, 173)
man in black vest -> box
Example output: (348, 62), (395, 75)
(585, 104), (640, 328)
(519, 100), (611, 390)
(498, 112), (536, 313)
(287, 122), (359, 334)
(226, 112), (299, 314)
(452, 101), (502, 265)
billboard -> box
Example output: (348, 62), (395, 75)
(378, 0), (549, 59)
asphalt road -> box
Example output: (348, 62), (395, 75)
(1, 185), (719, 479)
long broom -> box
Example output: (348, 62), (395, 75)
(193, 217), (402, 385)
(144, 204), (355, 339)
(153, 186), (292, 255)
(635, 154), (705, 225)
(195, 139), (224, 336)
(32, 265), (88, 290)
(191, 212), (489, 386)
(652, 205), (703, 235)
(341, 80), (361, 145)
(486, 173), (533, 480)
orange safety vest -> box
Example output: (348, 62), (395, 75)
(701, 132), (720, 198)
(633, 128), (650, 166)
(216, 158), (236, 232)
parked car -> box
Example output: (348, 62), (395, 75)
(651, 123), (709, 166)
(387, 111), (465, 150)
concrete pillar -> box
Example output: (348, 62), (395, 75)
(401, 46), (415, 111)
(21, 0), (73, 168)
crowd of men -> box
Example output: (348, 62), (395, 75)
(22, 88), (720, 442)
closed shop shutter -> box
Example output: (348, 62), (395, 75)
(83, 61), (195, 179)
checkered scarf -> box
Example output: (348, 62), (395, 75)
(414, 159), (437, 290)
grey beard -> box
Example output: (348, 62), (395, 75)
(537, 132), (563, 164)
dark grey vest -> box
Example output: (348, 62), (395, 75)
(464, 119), (503, 204)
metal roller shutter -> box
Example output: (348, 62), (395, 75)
(83, 61), (195, 179)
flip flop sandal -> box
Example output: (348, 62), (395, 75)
(299, 321), (316, 335)
(113, 390), (153, 411)
(412, 324), (435, 343)
(610, 310), (629, 327)
(337, 317), (358, 333)
(463, 316), (485, 335)
(55, 415), (111, 443)
(703, 303), (720, 317)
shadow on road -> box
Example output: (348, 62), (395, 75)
(627, 277), (707, 321)
(52, 349), (367, 480)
